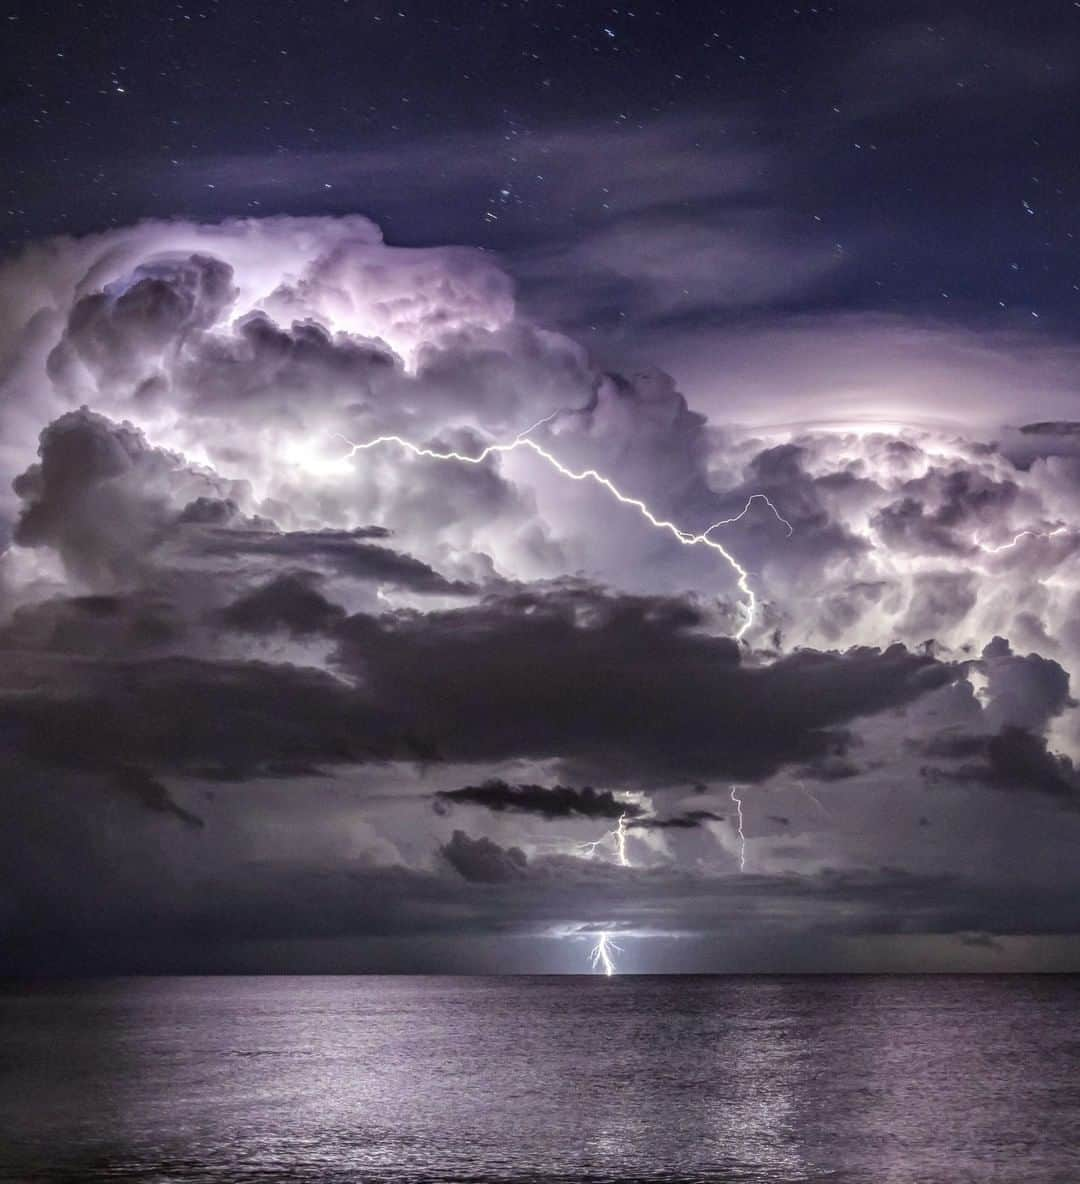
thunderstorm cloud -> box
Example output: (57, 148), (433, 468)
(1, 214), (1079, 973)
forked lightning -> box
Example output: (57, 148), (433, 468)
(340, 415), (787, 970)
(338, 417), (791, 638)
(576, 811), (632, 867)
(588, 931), (623, 976)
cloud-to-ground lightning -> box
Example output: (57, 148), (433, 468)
(576, 810), (632, 866)
(730, 786), (747, 871)
(337, 421), (785, 968)
(574, 793), (651, 972)
(337, 420), (791, 638)
(588, 931), (623, 976)
(574, 789), (654, 869)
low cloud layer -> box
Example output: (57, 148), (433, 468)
(437, 781), (642, 821)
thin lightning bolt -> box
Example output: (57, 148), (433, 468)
(338, 418), (786, 965)
(337, 422), (790, 638)
(576, 797), (641, 973)
(576, 811), (632, 866)
(793, 779), (831, 818)
(588, 931), (623, 976)
(730, 785), (746, 871)
(704, 494), (794, 539)
(974, 525), (1067, 554)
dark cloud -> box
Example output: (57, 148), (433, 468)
(12, 407), (245, 585)
(221, 573), (348, 639)
(0, 652), (392, 785)
(13, 407), (170, 581)
(1001, 422), (1080, 468)
(334, 581), (958, 782)
(985, 727), (1079, 797)
(437, 779), (641, 821)
(441, 830), (529, 883)
(920, 731), (989, 761)
(958, 931), (1005, 951)
(0, 578), (959, 800)
(176, 495), (241, 525)
(200, 525), (471, 594)
(47, 253), (237, 391)
(175, 309), (399, 417)
(980, 636), (1074, 733)
(0, 592), (183, 655)
(872, 497), (973, 557)
(628, 809), (725, 830)
(1019, 422), (1080, 437)
(798, 754), (861, 782)
(5, 824), (1080, 974)
(922, 727), (1079, 799)
(220, 572), (346, 636)
(110, 764), (204, 829)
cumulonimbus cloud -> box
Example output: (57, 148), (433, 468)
(0, 214), (1078, 971)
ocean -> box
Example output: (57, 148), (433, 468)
(1, 975), (1078, 1183)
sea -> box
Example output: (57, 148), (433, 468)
(1, 975), (1078, 1183)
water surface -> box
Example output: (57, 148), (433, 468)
(2, 975), (1078, 1182)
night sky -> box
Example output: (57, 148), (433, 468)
(2, 0), (1080, 973)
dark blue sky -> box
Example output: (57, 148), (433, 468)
(4, 0), (1079, 335)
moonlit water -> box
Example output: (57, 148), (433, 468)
(2, 977), (1079, 1183)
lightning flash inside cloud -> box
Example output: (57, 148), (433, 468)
(337, 420), (786, 970)
(974, 525), (1068, 554)
(338, 419), (790, 638)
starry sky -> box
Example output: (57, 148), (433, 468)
(2, 0), (1080, 973)
(7, 1), (1080, 328)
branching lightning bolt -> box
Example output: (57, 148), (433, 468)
(704, 495), (793, 540)
(575, 811), (632, 867)
(588, 931), (623, 976)
(337, 419), (790, 638)
(575, 794), (646, 973)
(730, 785), (746, 872)
(338, 415), (788, 969)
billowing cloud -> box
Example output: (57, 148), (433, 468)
(1, 214), (1079, 972)
(442, 830), (530, 883)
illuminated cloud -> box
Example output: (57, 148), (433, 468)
(1, 214), (1078, 973)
